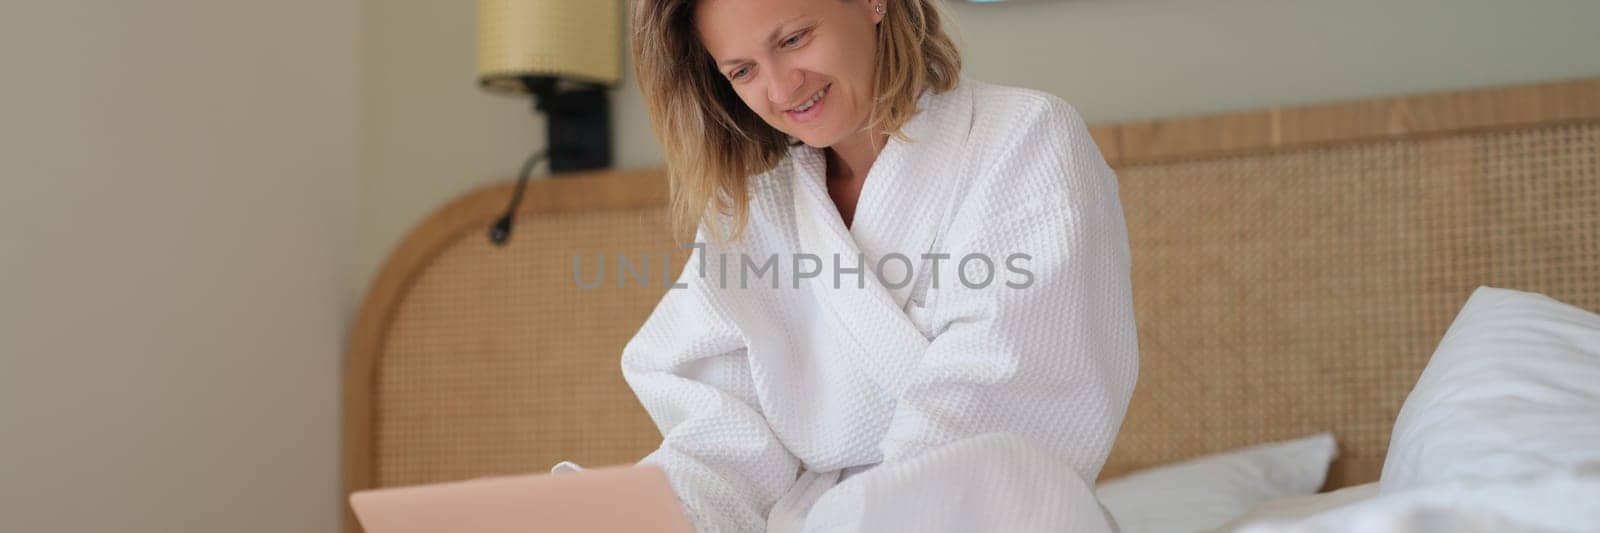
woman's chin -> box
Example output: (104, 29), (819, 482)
(791, 129), (841, 149)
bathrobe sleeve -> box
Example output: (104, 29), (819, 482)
(803, 96), (1137, 532)
(621, 241), (802, 532)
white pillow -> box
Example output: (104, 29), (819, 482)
(1212, 482), (1379, 532)
(1096, 433), (1338, 533)
(1381, 286), (1600, 494)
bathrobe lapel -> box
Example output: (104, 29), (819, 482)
(787, 82), (976, 398)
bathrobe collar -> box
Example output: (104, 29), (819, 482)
(785, 80), (976, 396)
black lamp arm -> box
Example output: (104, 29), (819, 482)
(488, 146), (549, 246)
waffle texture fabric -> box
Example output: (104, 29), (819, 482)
(615, 78), (1138, 532)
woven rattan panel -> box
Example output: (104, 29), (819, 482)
(375, 206), (686, 487)
(1103, 123), (1600, 488)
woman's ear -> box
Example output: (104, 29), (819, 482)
(866, 0), (886, 25)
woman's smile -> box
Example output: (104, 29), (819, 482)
(785, 83), (831, 124)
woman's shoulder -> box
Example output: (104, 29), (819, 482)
(946, 78), (1099, 184)
(951, 79), (1115, 202)
(961, 78), (1089, 141)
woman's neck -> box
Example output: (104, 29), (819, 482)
(824, 128), (887, 182)
(823, 128), (887, 229)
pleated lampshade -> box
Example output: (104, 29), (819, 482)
(477, 0), (621, 92)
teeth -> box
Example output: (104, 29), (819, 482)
(794, 86), (827, 113)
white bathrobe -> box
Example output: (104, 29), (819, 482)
(618, 78), (1138, 532)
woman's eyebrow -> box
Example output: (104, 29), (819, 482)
(763, 16), (809, 44)
(715, 16), (811, 67)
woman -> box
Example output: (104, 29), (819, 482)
(623, 0), (1138, 530)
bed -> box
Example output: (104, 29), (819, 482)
(341, 78), (1600, 532)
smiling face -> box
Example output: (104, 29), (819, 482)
(694, 0), (884, 149)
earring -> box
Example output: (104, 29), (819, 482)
(874, 2), (886, 15)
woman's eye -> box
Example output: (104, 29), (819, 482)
(730, 66), (750, 80)
(782, 30), (809, 48)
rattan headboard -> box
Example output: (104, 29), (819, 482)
(343, 79), (1600, 531)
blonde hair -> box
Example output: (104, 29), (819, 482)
(632, 0), (961, 243)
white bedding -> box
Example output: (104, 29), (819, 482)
(1098, 433), (1338, 533)
(855, 462), (1600, 533)
(1215, 483), (1380, 532)
(1232, 465), (1600, 533)
(1224, 287), (1600, 533)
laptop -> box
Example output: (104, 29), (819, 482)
(349, 464), (694, 533)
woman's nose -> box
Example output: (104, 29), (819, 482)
(767, 63), (804, 109)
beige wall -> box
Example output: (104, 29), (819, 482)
(0, 1), (359, 532)
(951, 0), (1600, 123)
(357, 0), (1600, 298)
(357, 0), (661, 305)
